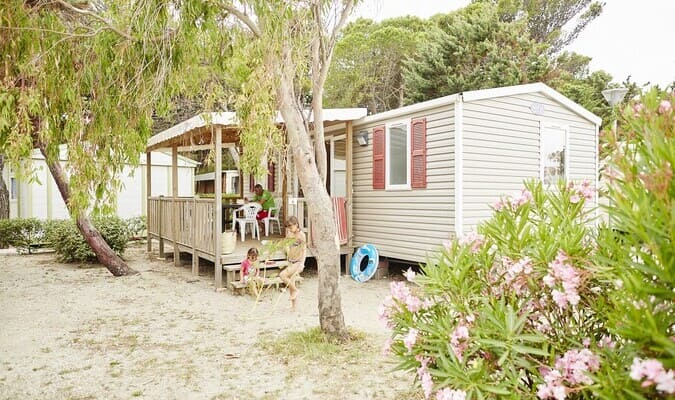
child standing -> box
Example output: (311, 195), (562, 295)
(240, 247), (259, 284)
(280, 216), (306, 311)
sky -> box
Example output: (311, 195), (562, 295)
(354, 0), (675, 88)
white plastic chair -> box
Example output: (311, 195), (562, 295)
(232, 203), (262, 241)
(262, 198), (282, 236)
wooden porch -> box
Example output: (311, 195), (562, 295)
(146, 196), (351, 286)
(144, 110), (366, 288)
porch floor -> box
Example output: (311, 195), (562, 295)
(149, 234), (353, 288)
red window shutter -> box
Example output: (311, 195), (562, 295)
(249, 173), (255, 192)
(372, 125), (386, 189)
(267, 161), (276, 192)
(411, 117), (427, 189)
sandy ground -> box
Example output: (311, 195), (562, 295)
(0, 244), (415, 400)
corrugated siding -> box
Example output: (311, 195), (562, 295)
(461, 92), (597, 231)
(352, 105), (455, 263)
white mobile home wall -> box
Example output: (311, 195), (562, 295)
(460, 90), (598, 230)
(5, 150), (197, 220)
(338, 83), (600, 264)
(348, 102), (456, 262)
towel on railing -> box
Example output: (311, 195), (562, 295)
(332, 197), (348, 245)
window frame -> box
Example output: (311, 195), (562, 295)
(539, 121), (570, 186)
(385, 119), (411, 191)
(9, 176), (17, 200)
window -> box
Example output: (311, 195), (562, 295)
(372, 118), (426, 190)
(10, 177), (17, 200)
(386, 121), (410, 189)
(541, 124), (568, 185)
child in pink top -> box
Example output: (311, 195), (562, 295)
(240, 247), (259, 283)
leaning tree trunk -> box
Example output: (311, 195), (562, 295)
(277, 56), (347, 339)
(37, 144), (137, 276)
(0, 154), (9, 219)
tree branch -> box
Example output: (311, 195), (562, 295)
(53, 0), (134, 40)
(222, 3), (261, 38)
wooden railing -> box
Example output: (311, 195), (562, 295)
(147, 197), (215, 254)
(147, 195), (346, 257)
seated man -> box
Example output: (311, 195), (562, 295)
(249, 183), (275, 227)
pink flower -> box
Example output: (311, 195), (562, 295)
(569, 194), (581, 204)
(631, 358), (675, 393)
(390, 281), (411, 301)
(658, 99), (672, 114)
(656, 370), (675, 394)
(492, 198), (506, 211)
(450, 325), (470, 362)
(543, 274), (556, 287)
(405, 294), (422, 313)
(459, 231), (485, 253)
(436, 388), (467, 400)
(552, 290), (569, 309)
(598, 335), (615, 349)
(514, 189), (534, 207)
(555, 349), (600, 385)
(539, 349), (600, 399)
(382, 338), (393, 356)
(404, 328), (418, 352)
(404, 268), (416, 282)
(545, 250), (582, 310)
(633, 102), (644, 116)
(421, 371), (433, 399)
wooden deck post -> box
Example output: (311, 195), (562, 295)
(214, 126), (223, 288)
(346, 121), (354, 250)
(172, 146), (180, 267)
(158, 196), (164, 258)
(146, 151), (152, 252)
(191, 196), (198, 275)
(345, 121), (354, 275)
(282, 130), (288, 225)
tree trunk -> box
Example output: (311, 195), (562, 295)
(277, 51), (347, 339)
(37, 144), (137, 276)
(0, 154), (9, 219)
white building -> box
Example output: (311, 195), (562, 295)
(2, 147), (198, 220)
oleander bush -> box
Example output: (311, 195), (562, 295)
(381, 89), (673, 399)
(45, 216), (129, 262)
(0, 218), (45, 253)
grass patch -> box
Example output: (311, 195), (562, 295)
(258, 327), (379, 382)
(259, 327), (369, 363)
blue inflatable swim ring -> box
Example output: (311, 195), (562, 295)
(350, 244), (379, 283)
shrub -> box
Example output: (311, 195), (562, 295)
(0, 219), (11, 248)
(591, 89), (674, 397)
(45, 216), (129, 262)
(125, 216), (146, 240)
(0, 218), (45, 253)
(382, 91), (673, 400)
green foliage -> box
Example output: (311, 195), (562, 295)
(384, 90), (674, 399)
(0, 219), (11, 248)
(594, 89), (674, 378)
(475, 0), (604, 54)
(384, 181), (605, 398)
(45, 217), (129, 263)
(403, 2), (550, 104)
(0, 1), (206, 216)
(124, 216), (146, 240)
(325, 17), (431, 113)
(0, 218), (45, 253)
